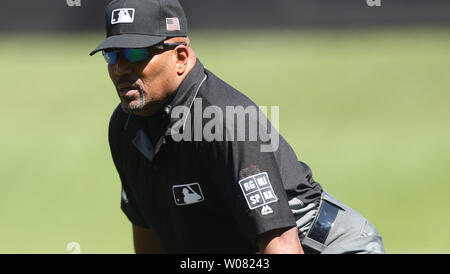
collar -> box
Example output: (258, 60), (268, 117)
(130, 58), (207, 160)
(164, 58), (207, 136)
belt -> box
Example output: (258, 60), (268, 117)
(302, 192), (342, 253)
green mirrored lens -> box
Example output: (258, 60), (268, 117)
(124, 48), (149, 63)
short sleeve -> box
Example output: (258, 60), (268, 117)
(199, 117), (297, 245)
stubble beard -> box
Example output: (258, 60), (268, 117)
(122, 85), (146, 114)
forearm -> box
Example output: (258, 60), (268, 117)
(133, 224), (165, 254)
(258, 226), (304, 254)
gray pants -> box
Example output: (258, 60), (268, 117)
(291, 191), (385, 254)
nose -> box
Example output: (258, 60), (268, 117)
(110, 51), (133, 77)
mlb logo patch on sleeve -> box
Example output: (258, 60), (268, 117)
(238, 172), (278, 210)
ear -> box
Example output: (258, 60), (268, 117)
(175, 46), (189, 76)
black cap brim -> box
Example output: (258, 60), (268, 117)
(89, 34), (166, 56)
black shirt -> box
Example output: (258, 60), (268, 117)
(108, 59), (323, 253)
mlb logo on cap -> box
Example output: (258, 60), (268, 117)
(90, 0), (188, 56)
(111, 8), (135, 24)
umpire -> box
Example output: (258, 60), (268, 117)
(90, 0), (385, 254)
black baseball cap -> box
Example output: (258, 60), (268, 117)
(89, 0), (188, 56)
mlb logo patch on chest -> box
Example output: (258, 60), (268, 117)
(172, 183), (205, 206)
(238, 172), (278, 210)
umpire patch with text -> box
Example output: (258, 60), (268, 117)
(238, 172), (278, 210)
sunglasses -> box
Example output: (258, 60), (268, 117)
(102, 43), (187, 64)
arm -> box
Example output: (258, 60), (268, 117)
(132, 224), (165, 254)
(258, 226), (304, 254)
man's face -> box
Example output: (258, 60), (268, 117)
(107, 47), (177, 116)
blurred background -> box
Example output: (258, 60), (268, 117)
(0, 0), (449, 253)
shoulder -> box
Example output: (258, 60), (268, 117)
(200, 69), (256, 109)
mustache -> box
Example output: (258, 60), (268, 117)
(115, 76), (139, 88)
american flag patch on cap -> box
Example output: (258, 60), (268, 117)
(166, 17), (180, 31)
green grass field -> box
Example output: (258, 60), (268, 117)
(1, 27), (449, 253)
